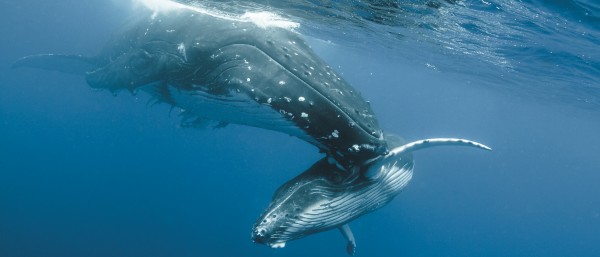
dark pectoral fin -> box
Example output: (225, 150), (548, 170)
(12, 54), (100, 76)
(339, 224), (356, 256)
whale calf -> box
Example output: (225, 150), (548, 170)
(252, 136), (491, 255)
(13, 3), (387, 169)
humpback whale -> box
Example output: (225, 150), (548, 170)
(13, 2), (492, 255)
(13, 3), (387, 169)
(252, 136), (491, 255)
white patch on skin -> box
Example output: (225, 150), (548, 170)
(284, 97), (292, 102)
(177, 43), (187, 61)
(301, 112), (308, 118)
(267, 98), (272, 104)
(278, 80), (286, 85)
(298, 96), (305, 102)
(332, 130), (339, 138)
(246, 78), (251, 82)
(270, 242), (286, 248)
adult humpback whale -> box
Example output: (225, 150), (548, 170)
(252, 136), (491, 255)
(13, 3), (387, 169)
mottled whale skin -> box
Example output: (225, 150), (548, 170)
(252, 136), (491, 255)
(13, 6), (387, 168)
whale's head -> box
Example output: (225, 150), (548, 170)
(251, 135), (418, 249)
(250, 207), (292, 248)
(251, 159), (351, 248)
(251, 153), (413, 248)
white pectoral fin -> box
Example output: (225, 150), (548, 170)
(364, 138), (490, 179)
(389, 138), (492, 156)
(339, 224), (356, 256)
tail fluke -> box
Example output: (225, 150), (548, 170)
(12, 54), (100, 76)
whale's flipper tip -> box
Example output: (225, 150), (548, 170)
(338, 224), (356, 256)
(479, 143), (493, 151)
(346, 241), (356, 256)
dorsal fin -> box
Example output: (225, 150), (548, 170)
(12, 54), (101, 76)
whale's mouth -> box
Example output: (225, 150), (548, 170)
(251, 229), (267, 244)
(251, 227), (287, 248)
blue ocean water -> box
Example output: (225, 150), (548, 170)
(0, 0), (599, 257)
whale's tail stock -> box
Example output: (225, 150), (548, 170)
(12, 51), (166, 94)
(12, 54), (101, 76)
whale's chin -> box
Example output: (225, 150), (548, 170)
(269, 242), (286, 248)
